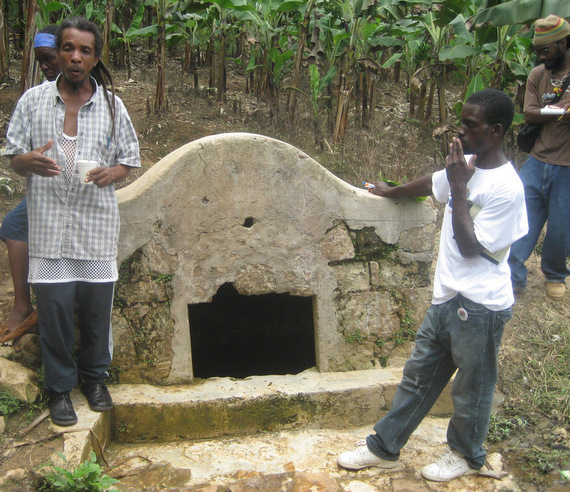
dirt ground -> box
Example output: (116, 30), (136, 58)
(1, 52), (569, 491)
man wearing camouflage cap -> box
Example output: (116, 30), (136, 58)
(509, 15), (570, 300)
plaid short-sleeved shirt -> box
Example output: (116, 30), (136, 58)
(4, 77), (140, 262)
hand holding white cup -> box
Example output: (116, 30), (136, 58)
(77, 160), (99, 185)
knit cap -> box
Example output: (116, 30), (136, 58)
(533, 15), (570, 47)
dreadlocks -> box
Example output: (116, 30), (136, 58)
(56, 17), (116, 137)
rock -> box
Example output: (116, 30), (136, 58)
(389, 478), (430, 491)
(0, 468), (26, 487)
(0, 346), (15, 359)
(12, 333), (42, 368)
(0, 415), (5, 434)
(320, 223), (355, 261)
(0, 357), (39, 402)
(344, 480), (384, 491)
(291, 471), (342, 491)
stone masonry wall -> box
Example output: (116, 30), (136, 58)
(111, 133), (436, 384)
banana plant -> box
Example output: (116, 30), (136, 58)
(469, 0), (570, 28)
(286, 0), (316, 119)
(206, 0), (237, 101)
(321, 0), (377, 143)
(233, 0), (303, 113)
(286, 63), (337, 147)
(20, 0), (70, 91)
(110, 2), (146, 80)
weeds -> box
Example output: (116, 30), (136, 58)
(0, 392), (26, 416)
(344, 330), (364, 344)
(522, 447), (570, 476)
(150, 273), (174, 283)
(495, 283), (570, 486)
(486, 415), (527, 443)
(39, 452), (119, 491)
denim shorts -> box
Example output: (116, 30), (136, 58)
(0, 199), (28, 243)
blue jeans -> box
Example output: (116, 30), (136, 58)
(508, 156), (570, 287)
(366, 295), (511, 469)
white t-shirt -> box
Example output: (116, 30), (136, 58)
(431, 159), (528, 311)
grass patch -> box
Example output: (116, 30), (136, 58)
(516, 310), (570, 424)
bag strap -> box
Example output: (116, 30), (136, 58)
(552, 74), (570, 103)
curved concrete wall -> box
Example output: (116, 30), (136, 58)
(115, 133), (436, 383)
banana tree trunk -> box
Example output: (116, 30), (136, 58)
(217, 19), (226, 102)
(19, 0), (37, 94)
(102, 0), (114, 66)
(333, 74), (351, 145)
(287, 0), (314, 120)
(154, 5), (167, 113)
(368, 72), (377, 126)
(437, 74), (446, 124)
(425, 80), (436, 122)
(0, 1), (8, 81)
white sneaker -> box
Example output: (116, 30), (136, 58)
(337, 444), (399, 470)
(421, 448), (478, 482)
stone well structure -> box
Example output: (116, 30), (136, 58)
(112, 133), (437, 384)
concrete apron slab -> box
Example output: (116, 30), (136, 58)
(105, 422), (518, 491)
(57, 368), (518, 490)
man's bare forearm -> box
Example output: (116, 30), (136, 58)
(369, 173), (433, 198)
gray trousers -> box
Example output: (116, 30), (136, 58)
(34, 281), (114, 394)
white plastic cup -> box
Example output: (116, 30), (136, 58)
(77, 160), (98, 185)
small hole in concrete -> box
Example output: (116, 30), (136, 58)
(202, 197), (209, 205)
(243, 217), (255, 228)
(189, 283), (315, 379)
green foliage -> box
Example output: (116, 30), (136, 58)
(377, 174), (427, 202)
(392, 310), (416, 346)
(11, 0), (551, 129)
(523, 447), (570, 476)
(150, 273), (175, 283)
(344, 330), (364, 344)
(118, 423), (134, 435)
(0, 392), (26, 417)
(107, 365), (125, 384)
(486, 414), (526, 443)
(39, 452), (119, 492)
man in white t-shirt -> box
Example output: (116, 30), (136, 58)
(337, 89), (528, 482)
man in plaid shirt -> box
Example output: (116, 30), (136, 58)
(4, 17), (140, 426)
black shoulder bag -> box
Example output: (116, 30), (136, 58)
(517, 76), (570, 153)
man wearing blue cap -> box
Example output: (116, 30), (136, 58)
(0, 25), (61, 344)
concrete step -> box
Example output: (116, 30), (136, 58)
(109, 368), (453, 443)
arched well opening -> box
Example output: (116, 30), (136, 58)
(188, 283), (316, 379)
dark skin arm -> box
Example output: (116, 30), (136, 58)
(445, 137), (484, 258)
(85, 164), (131, 188)
(10, 140), (60, 177)
(11, 139), (130, 188)
(368, 173), (433, 198)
